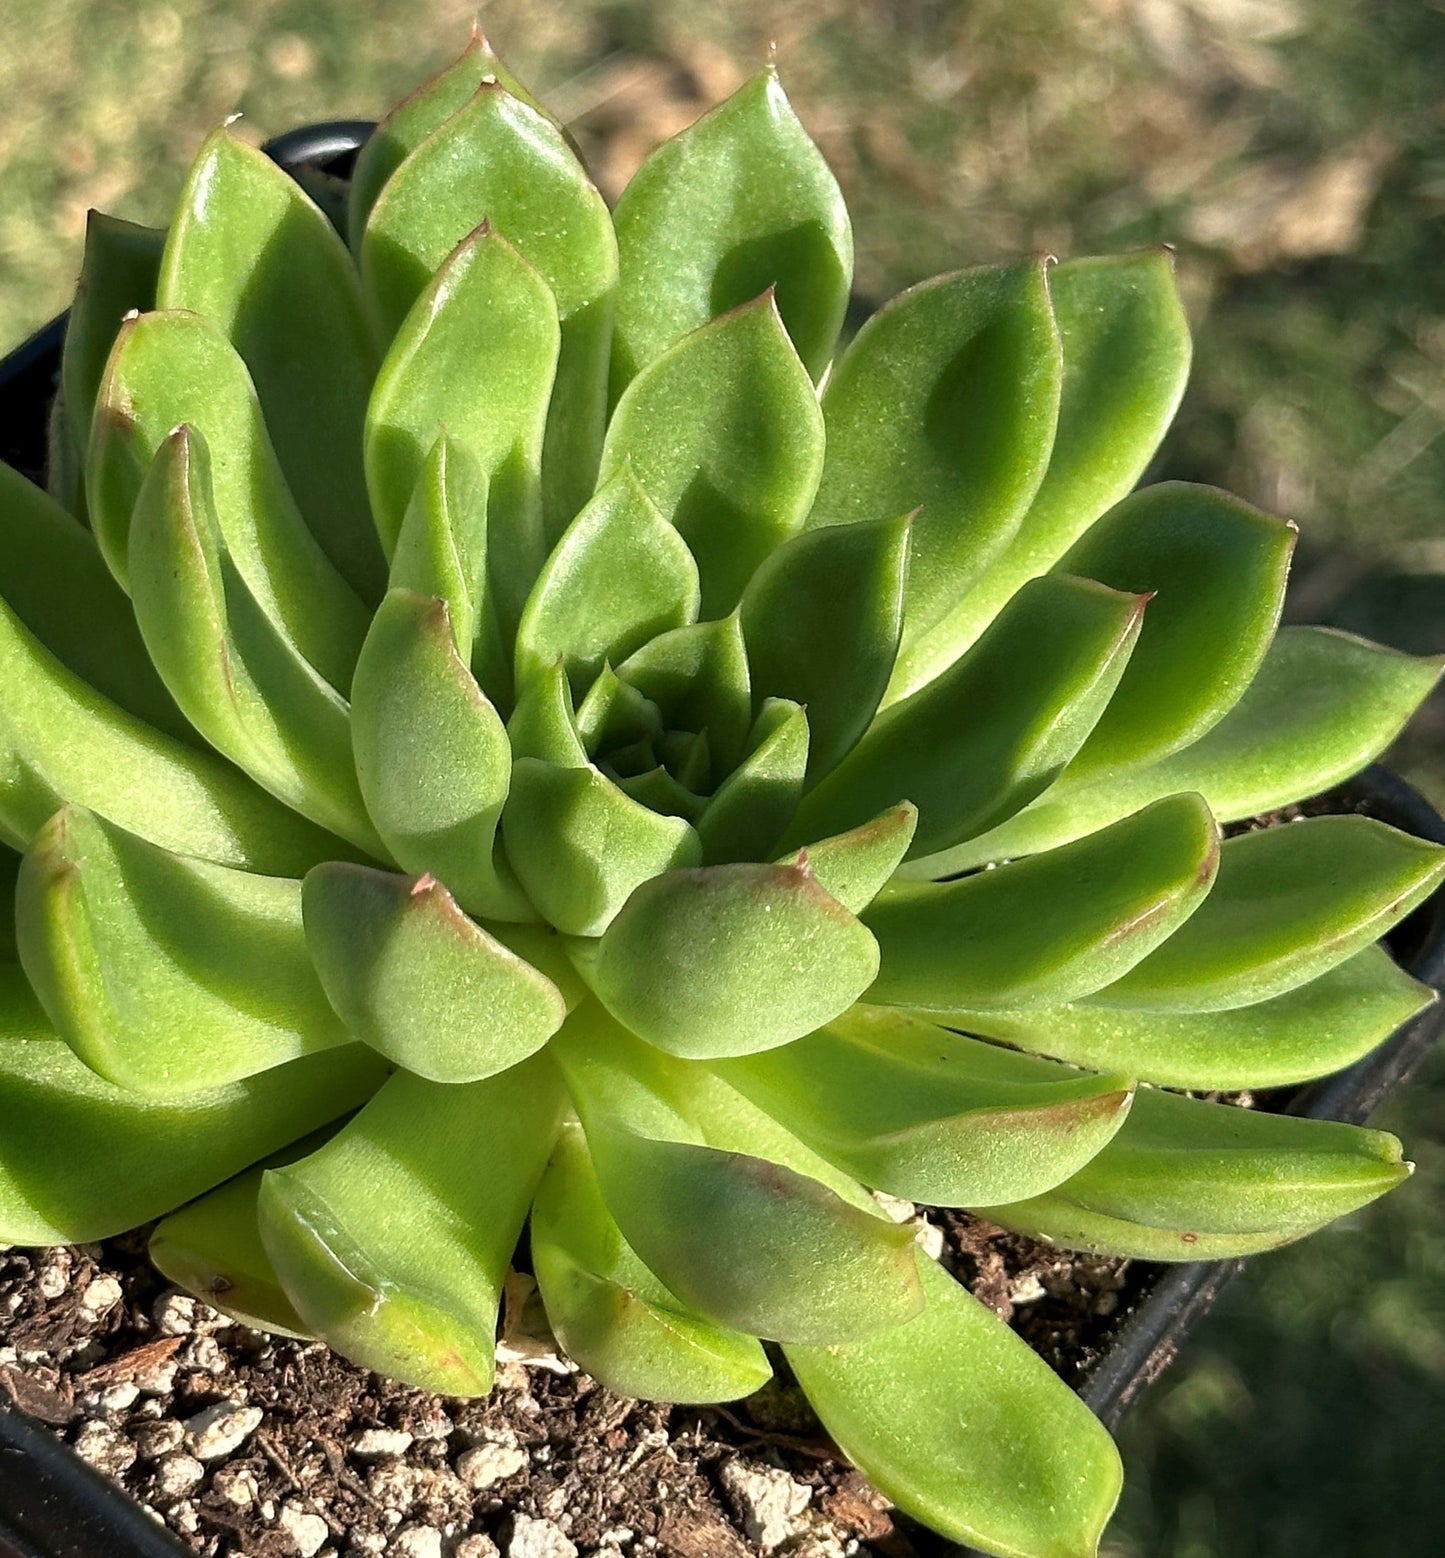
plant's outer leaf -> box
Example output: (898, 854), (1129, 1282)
(814, 261), (1062, 669)
(1053, 483), (1295, 784)
(580, 859), (879, 1057)
(611, 67), (851, 390)
(0, 971), (387, 1245)
(616, 615), (752, 775)
(551, 1006), (921, 1345)
(0, 461), (187, 740)
(516, 470), (700, 693)
(787, 1255), (1121, 1558)
(930, 943), (1435, 1091)
(0, 590), (341, 874)
(258, 1054), (565, 1396)
(483, 921), (592, 1012)
(715, 1005), (1134, 1207)
(977, 1087), (1411, 1258)
(504, 758), (702, 937)
(740, 511), (911, 782)
(908, 626), (1445, 875)
(302, 862), (564, 1082)
(127, 428), (384, 856)
(351, 589), (530, 920)
(88, 310), (369, 691)
(778, 803), (918, 914)
(151, 1161), (312, 1339)
(62, 212), (165, 450)
(787, 575), (1147, 858)
(865, 793), (1220, 1011)
(905, 252), (1192, 691)
(159, 128), (385, 601)
(15, 806), (349, 1094)
(348, 28), (551, 252)
(365, 226), (559, 639)
(531, 1121), (772, 1403)
(361, 83), (616, 535)
(575, 667), (664, 757)
(600, 295), (824, 617)
(46, 388), (86, 519)
(507, 657), (589, 767)
(1089, 814), (1445, 1012)
(697, 700), (809, 865)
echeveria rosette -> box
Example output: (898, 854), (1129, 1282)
(1, 33), (1443, 1558)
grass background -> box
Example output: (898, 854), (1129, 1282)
(1, 2), (1443, 1552)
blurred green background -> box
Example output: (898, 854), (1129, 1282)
(1, 2), (1442, 1552)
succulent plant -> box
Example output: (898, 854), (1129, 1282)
(2, 29), (1442, 1558)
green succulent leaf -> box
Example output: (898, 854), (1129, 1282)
(600, 294), (825, 617)
(515, 469), (700, 693)
(740, 510), (911, 782)
(302, 862), (564, 1082)
(507, 656), (589, 767)
(158, 128), (385, 601)
(127, 427), (384, 856)
(365, 224), (559, 637)
(578, 858), (879, 1058)
(786, 1254), (1122, 1558)
(788, 574), (1147, 858)
(0, 968), (386, 1245)
(917, 251), (1192, 680)
(1089, 814), (1445, 1012)
(932, 943), (1436, 1091)
(696, 699), (810, 865)
(61, 212), (165, 451)
(714, 1005), (1134, 1207)
(612, 67), (852, 389)
(575, 666), (664, 756)
(778, 802), (918, 914)
(531, 1120), (772, 1403)
(865, 792), (1220, 1010)
(350, 588), (529, 920)
(616, 614), (753, 774)
(814, 260), (1062, 668)
(89, 310), (369, 691)
(258, 1054), (565, 1396)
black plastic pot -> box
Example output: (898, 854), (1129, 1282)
(1, 123), (1443, 1558)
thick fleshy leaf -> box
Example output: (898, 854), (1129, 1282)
(0, 460), (187, 739)
(600, 295), (825, 616)
(715, 1005), (1134, 1207)
(15, 806), (348, 1094)
(778, 803), (918, 914)
(1089, 815), (1445, 1012)
(258, 1055), (565, 1395)
(616, 615), (753, 774)
(361, 83), (617, 533)
(813, 261), (1062, 667)
(696, 700), (809, 865)
(864, 793), (1220, 1011)
(365, 225), (559, 636)
(88, 310), (369, 690)
(0, 589), (341, 873)
(46, 389), (85, 518)
(302, 862), (564, 1082)
(351, 589), (528, 920)
(61, 212), (165, 450)
(916, 251), (1192, 680)
(0, 975), (386, 1246)
(740, 511), (911, 782)
(158, 128), (385, 600)
(127, 428), (383, 856)
(507, 657), (588, 767)
(578, 858), (879, 1057)
(515, 470), (700, 693)
(387, 434), (488, 655)
(787, 574), (1147, 858)
(575, 667), (664, 758)
(978, 1087), (1411, 1259)
(611, 67), (852, 388)
(933, 943), (1435, 1091)
(786, 1256), (1122, 1558)
(911, 626), (1445, 874)
(504, 758), (702, 937)
(531, 1121), (772, 1403)
(551, 1007), (921, 1345)
(1054, 483), (1296, 784)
